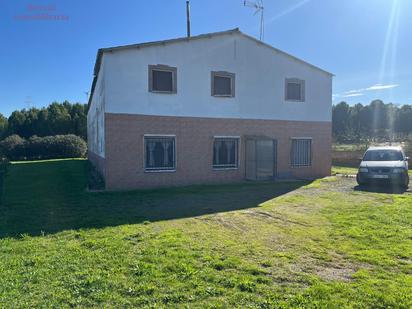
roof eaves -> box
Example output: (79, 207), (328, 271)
(101, 28), (240, 53)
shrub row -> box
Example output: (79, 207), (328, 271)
(0, 157), (9, 204)
(0, 157), (9, 173)
(0, 134), (87, 161)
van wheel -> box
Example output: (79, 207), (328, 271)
(403, 176), (409, 189)
(356, 175), (366, 186)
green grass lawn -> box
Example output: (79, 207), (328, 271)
(1, 160), (412, 308)
(332, 143), (368, 152)
(332, 165), (358, 175)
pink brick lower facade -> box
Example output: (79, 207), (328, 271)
(89, 113), (332, 190)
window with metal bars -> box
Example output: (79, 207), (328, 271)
(144, 136), (176, 171)
(291, 139), (312, 167)
(213, 138), (239, 168)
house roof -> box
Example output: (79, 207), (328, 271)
(88, 28), (333, 108)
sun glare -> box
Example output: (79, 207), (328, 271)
(375, 0), (401, 135)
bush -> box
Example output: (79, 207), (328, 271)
(0, 157), (9, 204)
(0, 156), (9, 175)
(0, 135), (25, 159)
(28, 135), (87, 160)
(0, 134), (87, 161)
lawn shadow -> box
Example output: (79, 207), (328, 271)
(0, 159), (308, 238)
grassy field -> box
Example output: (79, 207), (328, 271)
(331, 165), (358, 175)
(332, 143), (368, 152)
(1, 160), (412, 307)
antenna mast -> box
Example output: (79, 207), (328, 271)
(243, 0), (264, 41)
(186, 0), (191, 37)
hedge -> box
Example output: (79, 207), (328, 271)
(0, 157), (9, 204)
(0, 135), (25, 158)
(0, 134), (87, 161)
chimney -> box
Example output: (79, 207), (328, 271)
(186, 1), (191, 37)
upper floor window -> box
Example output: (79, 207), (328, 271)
(211, 71), (235, 97)
(148, 65), (177, 93)
(285, 78), (305, 102)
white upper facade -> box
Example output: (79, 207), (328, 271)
(89, 29), (333, 123)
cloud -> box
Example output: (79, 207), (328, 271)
(343, 93), (364, 98)
(344, 84), (398, 94)
(365, 84), (399, 91)
(335, 83), (399, 99)
(345, 90), (362, 94)
(266, 0), (311, 24)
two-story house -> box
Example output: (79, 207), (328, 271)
(87, 28), (333, 190)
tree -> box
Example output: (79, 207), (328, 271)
(47, 102), (72, 135)
(23, 107), (40, 138)
(37, 108), (50, 136)
(369, 100), (387, 136)
(2, 101), (88, 141)
(7, 111), (26, 137)
(332, 100), (412, 142)
(348, 103), (363, 138)
(396, 105), (412, 134)
(69, 103), (87, 139)
(332, 102), (350, 140)
(0, 114), (7, 138)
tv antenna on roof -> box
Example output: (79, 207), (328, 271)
(243, 0), (264, 41)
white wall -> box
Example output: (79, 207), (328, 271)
(87, 58), (105, 157)
(102, 32), (332, 122)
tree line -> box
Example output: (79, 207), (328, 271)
(333, 100), (412, 143)
(0, 101), (87, 141)
(1, 100), (412, 145)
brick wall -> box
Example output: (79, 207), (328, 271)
(332, 150), (363, 167)
(104, 113), (332, 190)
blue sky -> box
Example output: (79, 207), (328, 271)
(0, 0), (411, 116)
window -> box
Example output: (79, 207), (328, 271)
(144, 136), (176, 171)
(291, 138), (312, 167)
(211, 71), (235, 97)
(148, 65), (177, 93)
(285, 78), (305, 101)
(363, 150), (404, 161)
(213, 137), (239, 169)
